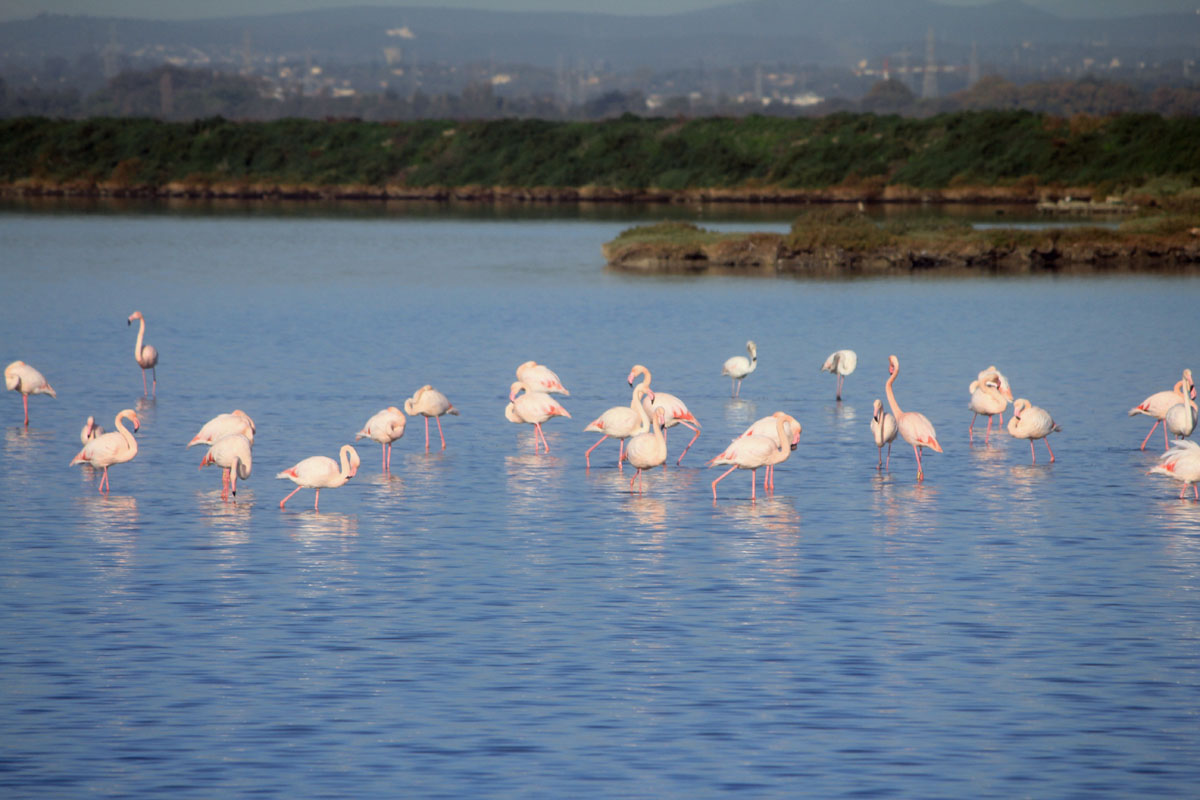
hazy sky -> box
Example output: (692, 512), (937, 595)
(2, 0), (1197, 22)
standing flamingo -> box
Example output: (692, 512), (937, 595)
(738, 411), (802, 489)
(583, 382), (654, 468)
(404, 385), (458, 452)
(871, 398), (898, 470)
(821, 349), (857, 401)
(968, 370), (1009, 445)
(722, 340), (757, 398)
(200, 433), (253, 500)
(1008, 398), (1061, 464)
(1165, 394), (1198, 444)
(1148, 440), (1200, 500)
(623, 401), (668, 494)
(976, 366), (1014, 424)
(5, 360), (55, 426)
(516, 361), (569, 396)
(127, 311), (159, 396)
(276, 444), (360, 511)
(885, 355), (942, 481)
(627, 364), (701, 465)
(506, 381), (571, 453)
(1130, 369), (1195, 451)
(355, 406), (407, 472)
(69, 408), (140, 493)
(187, 410), (255, 448)
(80, 415), (104, 444)
(709, 412), (795, 501)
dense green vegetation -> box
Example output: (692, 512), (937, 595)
(3, 112), (1200, 195)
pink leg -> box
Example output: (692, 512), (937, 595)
(1030, 439), (1037, 464)
(877, 446), (883, 469)
(1194, 484), (1199, 500)
(535, 423), (550, 453)
(221, 468), (230, 500)
(886, 442), (892, 470)
(142, 369), (148, 396)
(314, 488), (320, 511)
(618, 438), (626, 468)
(424, 417), (431, 452)
(712, 465), (737, 500)
(382, 443), (388, 473)
(436, 416), (446, 450)
(1141, 421), (1160, 450)
(23, 394), (29, 425)
(985, 415), (993, 446)
(280, 486), (302, 509)
(1044, 438), (1055, 463)
(968, 412), (977, 442)
(151, 368), (156, 396)
(585, 434), (609, 468)
(750, 468), (757, 500)
(99, 466), (109, 493)
(913, 444), (924, 481)
(675, 423), (701, 466)
(997, 411), (1003, 426)
(836, 374), (844, 401)
(1164, 422), (1170, 452)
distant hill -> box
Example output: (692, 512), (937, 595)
(2, 0), (1198, 70)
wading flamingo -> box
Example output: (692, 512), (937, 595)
(871, 398), (898, 470)
(583, 382), (653, 468)
(722, 340), (757, 398)
(1130, 369), (1195, 451)
(69, 408), (139, 493)
(739, 411), (801, 489)
(506, 381), (571, 454)
(1148, 440), (1200, 500)
(1165, 393), (1198, 444)
(627, 364), (701, 465)
(968, 370), (1009, 445)
(516, 361), (569, 396)
(355, 406), (407, 472)
(5, 360), (55, 426)
(709, 412), (795, 501)
(200, 433), (253, 500)
(187, 410), (255, 448)
(277, 444), (360, 511)
(80, 415), (104, 444)
(976, 366), (1014, 424)
(821, 349), (857, 401)
(885, 355), (942, 481)
(623, 399), (667, 493)
(127, 311), (159, 396)
(404, 385), (458, 451)
(1008, 398), (1061, 464)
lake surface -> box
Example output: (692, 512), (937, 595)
(2, 200), (1198, 798)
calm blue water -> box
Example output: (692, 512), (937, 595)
(2, 202), (1199, 799)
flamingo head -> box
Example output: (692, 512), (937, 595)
(654, 408), (666, 426)
(627, 364), (649, 387)
(1186, 369), (1196, 399)
(887, 355), (899, 375)
(508, 381), (526, 402)
(1011, 399), (1028, 421)
(127, 311), (143, 326)
(872, 398), (883, 421)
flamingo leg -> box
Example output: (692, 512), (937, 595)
(1194, 484), (1199, 501)
(99, 466), (109, 493)
(314, 489), (320, 512)
(1140, 421), (1160, 450)
(968, 412), (977, 441)
(730, 377), (737, 397)
(424, 417), (431, 452)
(141, 368), (148, 396)
(913, 444), (924, 481)
(1044, 438), (1055, 463)
(675, 423), (701, 466)
(712, 465), (737, 500)
(886, 441), (892, 471)
(585, 434), (609, 468)
(534, 423), (550, 453)
(1030, 439), (1037, 464)
(836, 373), (844, 401)
(382, 443), (388, 473)
(618, 438), (626, 468)
(436, 416), (446, 450)
(151, 367), (156, 396)
(221, 468), (230, 500)
(22, 394), (29, 425)
(751, 468), (757, 500)
(877, 446), (883, 469)
(1164, 421), (1170, 451)
(985, 415), (993, 446)
(279, 486), (302, 509)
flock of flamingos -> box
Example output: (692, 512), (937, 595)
(5, 314), (1200, 508)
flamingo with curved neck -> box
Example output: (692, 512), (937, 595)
(404, 385), (458, 452)
(739, 411), (801, 489)
(871, 398), (898, 470)
(623, 395), (667, 493)
(583, 382), (653, 468)
(201, 433), (253, 500)
(1130, 368), (1195, 451)
(722, 341), (757, 398)
(709, 412), (792, 501)
(1008, 398), (1061, 464)
(69, 408), (140, 493)
(127, 311), (159, 396)
(276, 444), (360, 511)
(886, 355), (942, 481)
(628, 364), (701, 465)
(968, 370), (1009, 445)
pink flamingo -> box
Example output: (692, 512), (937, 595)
(821, 349), (857, 401)
(739, 411), (802, 489)
(721, 340), (757, 398)
(355, 406), (407, 472)
(1148, 440), (1200, 499)
(187, 410), (255, 448)
(885, 355), (943, 481)
(628, 364), (702, 465)
(709, 412), (795, 501)
(5, 360), (56, 426)
(200, 433), (253, 500)
(871, 398), (898, 470)
(277, 444), (360, 511)
(404, 385), (458, 451)
(127, 311), (159, 396)
(968, 370), (1009, 445)
(516, 361), (570, 396)
(506, 381), (571, 454)
(69, 408), (140, 493)
(1130, 369), (1196, 451)
(80, 415), (104, 444)
(1008, 398), (1061, 464)
(623, 400), (668, 494)
(583, 382), (654, 468)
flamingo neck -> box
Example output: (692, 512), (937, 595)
(134, 318), (146, 360)
(774, 416), (788, 455)
(115, 411), (137, 449)
(339, 446), (353, 478)
(635, 389), (653, 433)
(885, 368), (903, 418)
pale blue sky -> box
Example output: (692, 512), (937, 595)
(2, 0), (1197, 22)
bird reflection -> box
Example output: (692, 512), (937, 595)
(624, 495), (669, 540)
(364, 470), (407, 500)
(723, 398), (757, 426)
(4, 425), (54, 463)
(505, 452), (567, 518)
(134, 395), (156, 417)
(79, 493), (140, 543)
(1160, 500), (1200, 542)
(195, 488), (253, 539)
(872, 477), (940, 538)
(830, 402), (858, 424)
(715, 495), (801, 539)
(289, 510), (359, 541)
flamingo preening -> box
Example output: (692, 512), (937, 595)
(200, 433), (253, 500)
(968, 369), (1009, 445)
(627, 364), (701, 465)
(738, 411), (801, 489)
(355, 406), (407, 472)
(187, 410), (255, 448)
(515, 361), (569, 396)
(1008, 398), (1061, 464)
(404, 385), (458, 452)
(623, 398), (667, 493)
(870, 398), (898, 470)
(821, 349), (857, 401)
(506, 380), (571, 454)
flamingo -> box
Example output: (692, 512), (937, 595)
(871, 398), (898, 470)
(127, 311), (159, 396)
(623, 401), (668, 494)
(821, 349), (857, 401)
(200, 433), (252, 500)
(709, 412), (795, 501)
(515, 361), (569, 396)
(80, 415), (104, 444)
(1008, 398), (1061, 464)
(404, 385), (458, 451)
(1165, 394), (1198, 443)
(355, 406), (407, 472)
(277, 444), (360, 511)
(885, 355), (943, 481)
(187, 410), (255, 448)
(69, 408), (139, 493)
(506, 381), (571, 454)
(968, 370), (1009, 445)
(1130, 369), (1195, 451)
(5, 360), (55, 426)
(1148, 440), (1200, 500)
(976, 366), (1014, 424)
(722, 340), (757, 398)
(583, 382), (654, 468)
(739, 411), (802, 489)
(627, 364), (701, 465)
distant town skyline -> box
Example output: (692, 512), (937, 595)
(2, 0), (1198, 23)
